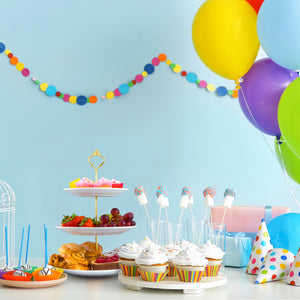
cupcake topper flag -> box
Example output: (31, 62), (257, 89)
(176, 187), (193, 242)
(198, 187), (216, 246)
(156, 186), (172, 243)
(17, 228), (25, 269)
(216, 188), (235, 247)
(135, 186), (155, 241)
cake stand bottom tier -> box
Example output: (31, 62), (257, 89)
(118, 272), (227, 294)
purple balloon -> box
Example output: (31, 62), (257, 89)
(239, 58), (298, 136)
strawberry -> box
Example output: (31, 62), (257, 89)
(61, 214), (84, 227)
(79, 217), (94, 227)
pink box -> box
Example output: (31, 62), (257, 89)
(211, 206), (290, 233)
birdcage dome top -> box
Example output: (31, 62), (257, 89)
(0, 180), (15, 211)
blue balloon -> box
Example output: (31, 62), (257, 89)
(267, 213), (300, 255)
(257, 0), (300, 70)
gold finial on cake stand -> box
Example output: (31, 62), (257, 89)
(88, 150), (105, 252)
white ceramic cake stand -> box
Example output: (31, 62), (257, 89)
(118, 272), (227, 294)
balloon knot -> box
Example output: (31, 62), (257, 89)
(234, 79), (243, 90)
(276, 135), (283, 145)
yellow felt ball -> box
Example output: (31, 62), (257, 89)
(16, 62), (24, 71)
(106, 91), (115, 99)
(206, 83), (216, 92)
(5, 49), (11, 55)
(40, 83), (48, 92)
(192, 0), (259, 80)
(166, 59), (172, 66)
(69, 96), (77, 104)
(173, 65), (181, 73)
(142, 71), (148, 77)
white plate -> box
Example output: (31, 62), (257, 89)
(0, 273), (67, 289)
(118, 273), (227, 294)
(64, 188), (128, 197)
(63, 269), (119, 277)
(55, 225), (136, 236)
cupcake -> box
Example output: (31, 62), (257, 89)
(173, 245), (208, 282)
(160, 243), (181, 276)
(139, 236), (160, 250)
(94, 177), (112, 188)
(199, 240), (225, 277)
(175, 239), (198, 251)
(135, 245), (168, 282)
(75, 178), (94, 188)
(118, 241), (143, 276)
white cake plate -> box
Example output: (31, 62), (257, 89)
(118, 272), (227, 294)
(55, 225), (136, 236)
(63, 269), (119, 277)
(64, 188), (128, 197)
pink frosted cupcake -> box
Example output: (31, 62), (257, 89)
(75, 178), (94, 188)
(161, 243), (181, 276)
(199, 240), (225, 277)
(94, 177), (112, 188)
(173, 245), (208, 282)
(118, 241), (143, 276)
(135, 245), (168, 282)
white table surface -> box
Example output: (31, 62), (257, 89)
(1, 260), (299, 300)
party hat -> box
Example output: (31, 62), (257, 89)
(255, 248), (295, 284)
(286, 248), (300, 286)
(246, 219), (273, 275)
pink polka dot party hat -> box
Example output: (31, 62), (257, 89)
(246, 219), (273, 275)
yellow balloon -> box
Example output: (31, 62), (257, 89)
(192, 0), (260, 80)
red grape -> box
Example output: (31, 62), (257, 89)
(107, 222), (117, 227)
(130, 220), (136, 226)
(100, 214), (110, 224)
(111, 208), (120, 217)
(117, 220), (126, 227)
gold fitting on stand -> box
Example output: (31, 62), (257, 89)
(88, 150), (106, 253)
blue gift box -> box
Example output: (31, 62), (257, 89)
(222, 233), (252, 267)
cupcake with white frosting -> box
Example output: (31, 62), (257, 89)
(199, 240), (225, 277)
(118, 241), (143, 276)
(173, 245), (208, 282)
(135, 245), (168, 282)
(139, 236), (160, 249)
(161, 243), (181, 276)
(175, 239), (198, 251)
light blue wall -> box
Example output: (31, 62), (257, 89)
(0, 0), (299, 259)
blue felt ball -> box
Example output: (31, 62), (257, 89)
(144, 64), (155, 75)
(77, 95), (87, 105)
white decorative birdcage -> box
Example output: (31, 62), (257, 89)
(0, 180), (15, 268)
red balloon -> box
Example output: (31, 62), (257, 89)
(246, 0), (264, 14)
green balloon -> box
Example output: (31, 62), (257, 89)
(278, 77), (300, 158)
(275, 138), (300, 185)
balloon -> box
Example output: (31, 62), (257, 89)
(246, 0), (264, 14)
(275, 138), (300, 185)
(192, 0), (259, 81)
(278, 77), (300, 158)
(268, 213), (300, 255)
(239, 59), (298, 136)
(257, 0), (300, 70)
